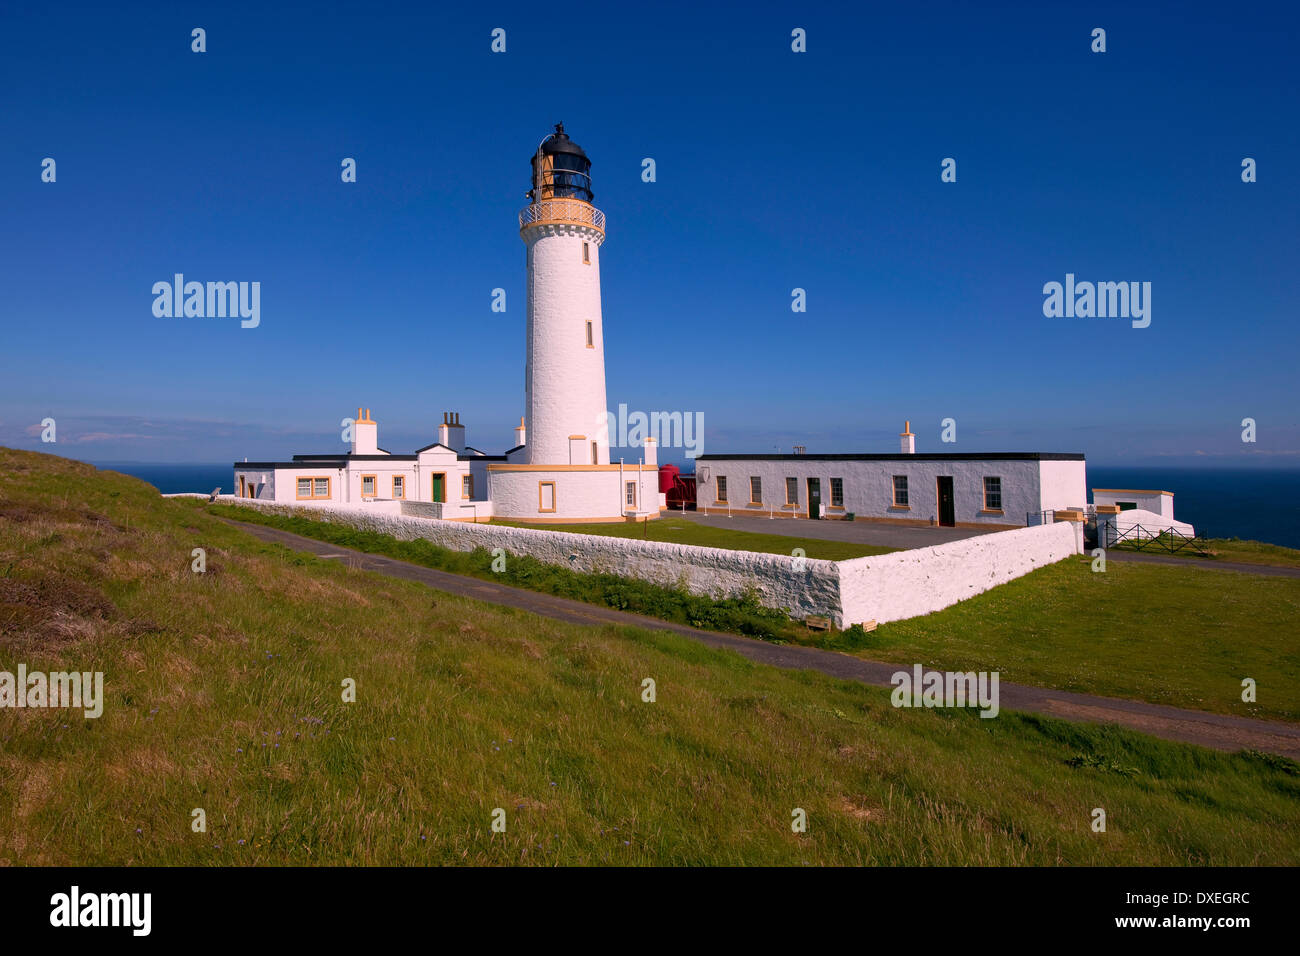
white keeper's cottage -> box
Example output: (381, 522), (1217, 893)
(694, 423), (1088, 529)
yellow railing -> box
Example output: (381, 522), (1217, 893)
(519, 199), (606, 233)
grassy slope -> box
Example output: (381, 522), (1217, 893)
(217, 500), (1300, 724)
(861, 556), (1300, 723)
(491, 516), (895, 561)
(1, 449), (1297, 866)
(1115, 537), (1300, 569)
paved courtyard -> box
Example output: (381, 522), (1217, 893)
(675, 510), (999, 551)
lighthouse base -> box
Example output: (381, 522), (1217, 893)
(487, 464), (662, 523)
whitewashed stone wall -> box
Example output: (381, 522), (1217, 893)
(837, 521), (1081, 627)
(214, 497), (841, 622)
(208, 498), (1079, 628)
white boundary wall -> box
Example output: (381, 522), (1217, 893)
(211, 497), (841, 622)
(202, 497), (1081, 628)
(837, 521), (1082, 626)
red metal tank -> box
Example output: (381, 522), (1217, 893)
(657, 463), (680, 494)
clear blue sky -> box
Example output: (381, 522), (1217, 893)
(2, 0), (1296, 468)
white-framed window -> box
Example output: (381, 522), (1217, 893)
(830, 477), (844, 507)
(626, 481), (637, 508)
(892, 476), (909, 507)
(462, 474), (474, 499)
(983, 476), (1002, 511)
(785, 477), (798, 504)
(392, 475), (405, 499)
(749, 476), (762, 503)
(716, 476), (728, 502)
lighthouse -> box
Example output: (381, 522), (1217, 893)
(520, 123), (609, 467)
(484, 124), (660, 522)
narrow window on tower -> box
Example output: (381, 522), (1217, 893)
(582, 241), (590, 264)
(591, 441), (598, 465)
(585, 320), (594, 348)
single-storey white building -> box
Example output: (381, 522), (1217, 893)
(234, 410), (502, 521)
(1092, 488), (1194, 538)
(693, 420), (1086, 529)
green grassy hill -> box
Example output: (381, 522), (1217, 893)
(1, 449), (1297, 865)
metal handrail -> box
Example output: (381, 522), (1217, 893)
(519, 199), (606, 232)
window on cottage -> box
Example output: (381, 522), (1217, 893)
(297, 478), (311, 498)
(785, 477), (798, 504)
(830, 477), (844, 507)
(892, 476), (909, 507)
(361, 475), (376, 497)
(463, 474), (474, 498)
(626, 481), (637, 508)
(392, 475), (405, 498)
(749, 476), (762, 503)
(983, 477), (1002, 511)
(716, 476), (728, 502)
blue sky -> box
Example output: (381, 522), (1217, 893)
(2, 0), (1297, 468)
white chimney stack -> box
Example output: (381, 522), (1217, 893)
(437, 412), (466, 452)
(514, 416), (526, 448)
(900, 420), (915, 454)
(352, 407), (378, 455)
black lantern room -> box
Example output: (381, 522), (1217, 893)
(529, 123), (593, 203)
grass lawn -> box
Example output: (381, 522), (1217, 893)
(1113, 536), (1300, 569)
(214, 499), (1300, 724)
(491, 515), (896, 561)
(854, 555), (1300, 723)
(2, 449), (1297, 865)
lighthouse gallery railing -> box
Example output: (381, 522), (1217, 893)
(519, 199), (606, 232)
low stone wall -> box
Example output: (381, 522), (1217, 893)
(213, 497), (841, 622)
(837, 521), (1081, 627)
(208, 497), (1080, 628)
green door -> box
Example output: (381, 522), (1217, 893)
(432, 473), (445, 503)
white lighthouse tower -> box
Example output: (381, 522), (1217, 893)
(487, 124), (659, 522)
(521, 123), (609, 467)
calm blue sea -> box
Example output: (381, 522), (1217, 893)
(1086, 467), (1300, 548)
(93, 462), (1300, 549)
(93, 463), (232, 498)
